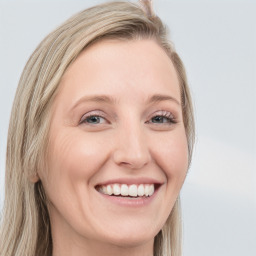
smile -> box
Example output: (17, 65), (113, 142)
(96, 183), (155, 197)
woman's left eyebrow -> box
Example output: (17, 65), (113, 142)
(147, 94), (181, 106)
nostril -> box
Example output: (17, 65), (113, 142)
(115, 157), (150, 170)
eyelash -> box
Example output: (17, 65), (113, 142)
(80, 113), (108, 125)
(79, 111), (176, 126)
(147, 111), (176, 125)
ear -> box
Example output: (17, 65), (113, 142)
(29, 172), (40, 183)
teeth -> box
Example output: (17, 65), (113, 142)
(106, 185), (112, 195)
(148, 185), (154, 196)
(97, 184), (155, 197)
(120, 184), (129, 196)
(113, 184), (120, 195)
(144, 185), (149, 196)
(129, 185), (138, 197)
(137, 184), (144, 196)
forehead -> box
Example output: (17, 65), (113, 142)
(57, 39), (181, 105)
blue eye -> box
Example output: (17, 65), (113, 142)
(151, 116), (173, 123)
(85, 116), (102, 124)
(81, 115), (107, 125)
(149, 110), (176, 124)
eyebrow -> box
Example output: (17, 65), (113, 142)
(146, 94), (181, 106)
(71, 95), (117, 110)
(71, 93), (180, 110)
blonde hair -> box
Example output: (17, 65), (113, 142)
(0, 1), (194, 256)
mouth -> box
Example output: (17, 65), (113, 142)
(95, 183), (161, 199)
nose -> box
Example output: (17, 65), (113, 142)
(112, 124), (151, 170)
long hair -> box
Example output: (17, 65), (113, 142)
(0, 1), (195, 255)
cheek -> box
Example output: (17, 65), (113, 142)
(47, 129), (110, 181)
(151, 128), (188, 180)
(40, 129), (111, 203)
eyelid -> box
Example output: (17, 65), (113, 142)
(147, 110), (177, 125)
(79, 110), (108, 124)
(150, 110), (175, 119)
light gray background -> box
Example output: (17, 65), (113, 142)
(0, 0), (255, 255)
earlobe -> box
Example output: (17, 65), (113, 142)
(29, 172), (40, 183)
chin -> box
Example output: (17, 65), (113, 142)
(95, 222), (159, 248)
(105, 234), (154, 248)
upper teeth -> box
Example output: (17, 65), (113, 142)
(97, 184), (155, 197)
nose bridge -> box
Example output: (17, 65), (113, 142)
(113, 116), (151, 169)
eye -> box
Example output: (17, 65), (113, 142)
(151, 116), (172, 123)
(148, 111), (176, 125)
(79, 112), (109, 125)
(85, 115), (105, 124)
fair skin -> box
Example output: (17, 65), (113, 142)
(38, 39), (188, 256)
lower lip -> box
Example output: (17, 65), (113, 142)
(96, 188), (159, 207)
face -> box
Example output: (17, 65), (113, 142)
(39, 39), (188, 252)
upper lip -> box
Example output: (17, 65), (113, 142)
(95, 177), (164, 186)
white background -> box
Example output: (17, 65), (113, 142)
(0, 0), (255, 255)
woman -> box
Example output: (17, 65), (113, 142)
(0, 1), (194, 256)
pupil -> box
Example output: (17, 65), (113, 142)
(87, 116), (100, 123)
(153, 116), (163, 123)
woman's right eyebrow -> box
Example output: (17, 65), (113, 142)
(71, 95), (117, 110)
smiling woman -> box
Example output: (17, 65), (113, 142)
(0, 1), (194, 256)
